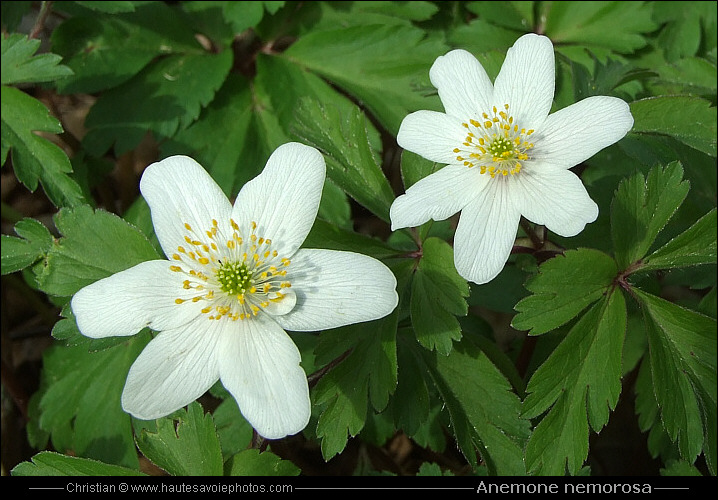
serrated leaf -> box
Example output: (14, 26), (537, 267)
(410, 237), (469, 355)
(161, 74), (256, 196)
(282, 24), (446, 134)
(634, 288), (717, 464)
(630, 97), (717, 156)
(52, 2), (201, 94)
(391, 333), (430, 436)
(83, 50), (233, 156)
(38, 337), (149, 469)
(35, 206), (160, 297)
(512, 249), (617, 335)
(313, 310), (398, 460)
(135, 402), (223, 476)
(225, 449), (300, 476)
(292, 98), (395, 221)
(653, 1), (716, 62)
(414, 334), (530, 475)
(640, 209), (717, 272)
(1, 34), (73, 85)
(1, 218), (53, 275)
(611, 162), (690, 270)
(11, 451), (145, 476)
(543, 1), (656, 54)
(523, 291), (627, 475)
(1, 86), (85, 207)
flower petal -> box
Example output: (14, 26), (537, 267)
(397, 110), (467, 164)
(140, 156), (232, 259)
(219, 315), (310, 439)
(430, 49), (494, 119)
(453, 182), (521, 285)
(71, 260), (204, 338)
(390, 163), (487, 230)
(493, 34), (555, 131)
(232, 143), (325, 257)
(273, 249), (398, 332)
(533, 96), (633, 169)
(515, 167), (599, 237)
(121, 317), (223, 420)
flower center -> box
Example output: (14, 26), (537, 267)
(215, 261), (253, 295)
(169, 219), (292, 321)
(453, 104), (535, 178)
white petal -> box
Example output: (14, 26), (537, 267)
(232, 143), (325, 257)
(140, 156), (232, 260)
(262, 288), (297, 317)
(71, 260), (203, 339)
(219, 315), (310, 440)
(390, 163), (487, 230)
(121, 317), (223, 420)
(397, 110), (467, 164)
(454, 182), (521, 285)
(273, 249), (398, 332)
(533, 96), (633, 169)
(515, 167), (599, 237)
(430, 49), (494, 119)
(493, 34), (555, 131)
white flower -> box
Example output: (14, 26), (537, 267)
(71, 142), (398, 439)
(390, 34), (634, 284)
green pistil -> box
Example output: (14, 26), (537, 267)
(488, 135), (513, 157)
(216, 261), (253, 295)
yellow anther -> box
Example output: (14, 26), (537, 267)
(175, 298), (185, 304)
(170, 265), (182, 272)
(172, 254), (181, 260)
(230, 219), (239, 230)
(184, 223), (192, 231)
(198, 257), (209, 265)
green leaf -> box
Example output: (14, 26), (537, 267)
(136, 402), (223, 476)
(38, 337), (149, 469)
(630, 97), (717, 156)
(634, 288), (716, 464)
(35, 206), (160, 297)
(512, 249), (617, 335)
(414, 334), (530, 475)
(283, 24), (445, 134)
(11, 451), (145, 476)
(51, 2), (201, 94)
(410, 237), (469, 355)
(213, 398), (253, 462)
(225, 449), (300, 476)
(543, 1), (656, 54)
(1, 218), (53, 275)
(1, 86), (85, 207)
(390, 333), (430, 436)
(83, 50), (233, 156)
(610, 162), (690, 270)
(304, 219), (401, 260)
(653, 1), (716, 62)
(161, 74), (256, 196)
(640, 209), (718, 272)
(400, 150), (442, 190)
(1, 34), (73, 85)
(660, 460), (704, 476)
(292, 98), (395, 221)
(523, 290), (627, 475)
(313, 310), (398, 460)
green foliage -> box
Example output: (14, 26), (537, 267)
(3, 0), (716, 479)
(410, 237), (469, 354)
(11, 451), (146, 476)
(135, 402), (224, 476)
